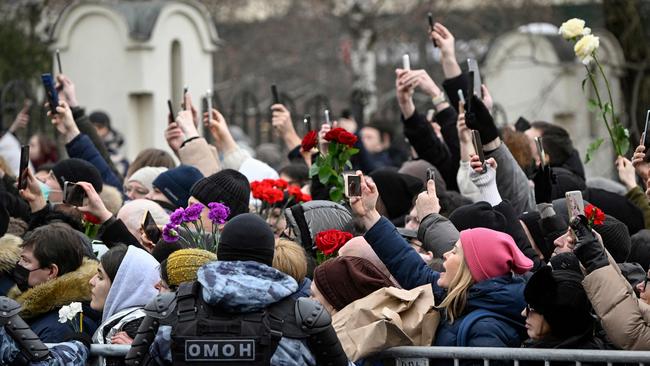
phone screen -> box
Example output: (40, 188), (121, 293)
(344, 174), (361, 198)
(63, 182), (86, 207)
(41, 73), (59, 114)
(565, 191), (584, 221)
(18, 145), (29, 190)
(141, 210), (162, 243)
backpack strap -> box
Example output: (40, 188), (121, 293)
(456, 309), (524, 346)
(267, 296), (307, 339)
(176, 281), (200, 323)
(290, 204), (315, 256)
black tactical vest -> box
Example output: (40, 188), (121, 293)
(169, 282), (305, 365)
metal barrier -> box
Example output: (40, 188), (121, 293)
(47, 344), (650, 365)
(376, 346), (650, 366)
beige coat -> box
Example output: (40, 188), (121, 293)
(583, 254), (650, 350)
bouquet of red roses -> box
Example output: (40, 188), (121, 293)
(301, 127), (359, 202)
(250, 178), (311, 218)
(314, 229), (353, 264)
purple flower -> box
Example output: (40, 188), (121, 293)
(208, 202), (230, 224)
(169, 208), (185, 226)
(162, 223), (179, 242)
(183, 203), (205, 222)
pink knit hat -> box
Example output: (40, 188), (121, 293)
(459, 228), (533, 283)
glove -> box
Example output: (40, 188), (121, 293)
(63, 332), (92, 349)
(465, 95), (499, 144)
(571, 215), (609, 273)
(532, 164), (557, 204)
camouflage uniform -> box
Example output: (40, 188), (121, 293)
(0, 327), (89, 366)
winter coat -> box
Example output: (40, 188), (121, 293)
(486, 142), (536, 216)
(0, 327), (89, 366)
(178, 137), (220, 177)
(521, 327), (608, 366)
(582, 253), (650, 350)
(66, 134), (122, 190)
(148, 260), (319, 366)
(0, 235), (20, 296)
(402, 109), (457, 191)
(7, 258), (100, 343)
(626, 186), (650, 229)
(365, 217), (527, 348)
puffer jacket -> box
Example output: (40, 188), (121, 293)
(7, 258), (100, 343)
(148, 261), (321, 365)
(365, 217), (527, 348)
(582, 253), (650, 350)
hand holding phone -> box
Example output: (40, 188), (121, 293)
(141, 210), (162, 244)
(565, 190), (585, 222)
(426, 168), (436, 183)
(344, 174), (362, 198)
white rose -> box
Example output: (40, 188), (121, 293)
(68, 302), (83, 320)
(559, 18), (586, 39)
(574, 34), (600, 65)
(58, 306), (70, 324)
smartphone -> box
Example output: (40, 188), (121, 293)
(643, 109), (650, 152)
(565, 190), (584, 221)
(324, 109), (331, 125)
(167, 99), (175, 124)
(535, 136), (547, 167)
(141, 210), (162, 244)
(402, 54), (410, 70)
(427, 12), (437, 47)
(55, 49), (62, 74)
(344, 174), (361, 198)
(472, 130), (486, 172)
(426, 168), (436, 182)
(303, 114), (312, 130)
(41, 73), (59, 114)
(426, 109), (435, 122)
(205, 89), (213, 117)
(271, 84), (280, 105)
(466, 71), (475, 113)
(63, 181), (86, 206)
(17, 145), (29, 190)
(467, 58), (482, 99)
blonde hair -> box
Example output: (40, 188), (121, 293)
(437, 245), (475, 324)
(273, 238), (308, 283)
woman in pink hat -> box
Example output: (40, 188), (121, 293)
(350, 166), (533, 348)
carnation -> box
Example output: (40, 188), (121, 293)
(183, 202), (205, 222)
(208, 202), (230, 224)
(169, 208), (185, 226)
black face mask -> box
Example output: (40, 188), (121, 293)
(12, 263), (39, 292)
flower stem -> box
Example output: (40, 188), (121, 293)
(594, 56), (622, 155)
(585, 65), (616, 155)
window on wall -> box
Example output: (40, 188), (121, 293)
(171, 40), (182, 112)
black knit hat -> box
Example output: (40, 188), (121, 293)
(217, 213), (275, 266)
(190, 169), (250, 218)
(449, 201), (507, 232)
(51, 158), (103, 193)
(369, 169), (422, 220)
(153, 165), (204, 208)
(594, 215), (631, 263)
(524, 266), (594, 338)
(89, 111), (111, 128)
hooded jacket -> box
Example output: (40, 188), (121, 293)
(365, 217), (527, 348)
(7, 258), (100, 343)
(148, 260), (318, 366)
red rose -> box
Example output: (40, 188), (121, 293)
(287, 185), (302, 200)
(261, 186), (284, 204)
(324, 127), (357, 148)
(301, 130), (318, 152)
(83, 213), (102, 225)
(584, 204), (605, 226)
(274, 179), (288, 190)
(314, 229), (353, 256)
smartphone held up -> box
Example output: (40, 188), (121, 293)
(344, 174), (361, 198)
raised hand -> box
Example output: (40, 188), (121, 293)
(415, 179), (441, 222)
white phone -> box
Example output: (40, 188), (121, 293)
(402, 54), (411, 70)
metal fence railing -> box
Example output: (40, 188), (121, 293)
(45, 345), (650, 366)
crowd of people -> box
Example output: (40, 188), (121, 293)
(0, 21), (649, 366)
